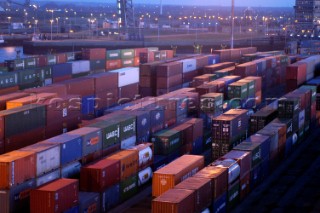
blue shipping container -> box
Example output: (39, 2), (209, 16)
(247, 134), (271, 160)
(64, 205), (79, 213)
(82, 95), (96, 115)
(152, 155), (167, 171)
(191, 137), (203, 155)
(250, 162), (262, 189)
(79, 192), (100, 213)
(101, 184), (120, 212)
(45, 134), (83, 166)
(52, 63), (72, 78)
(212, 192), (227, 213)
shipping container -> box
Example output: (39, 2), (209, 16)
(61, 161), (82, 179)
(110, 67), (139, 87)
(108, 149), (139, 181)
(127, 143), (153, 170)
(0, 92), (29, 110)
(30, 178), (78, 213)
(44, 134), (82, 166)
(80, 158), (120, 192)
(6, 93), (58, 109)
(36, 169), (60, 187)
(222, 150), (251, 179)
(175, 176), (212, 212)
(106, 59), (122, 71)
(0, 151), (36, 189)
(152, 129), (181, 155)
(82, 48), (106, 60)
(106, 49), (121, 60)
(101, 184), (120, 212)
(0, 72), (18, 88)
(51, 63), (72, 78)
(19, 142), (61, 177)
(120, 49), (135, 59)
(152, 188), (195, 213)
(0, 178), (36, 213)
(79, 192), (100, 213)
(69, 60), (90, 74)
(119, 174), (138, 202)
(152, 155), (204, 197)
(66, 127), (102, 157)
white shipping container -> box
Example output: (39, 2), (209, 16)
(20, 143), (61, 177)
(138, 167), (152, 186)
(110, 67), (139, 87)
(69, 60), (90, 74)
(121, 135), (136, 149)
(180, 58), (197, 73)
(36, 169), (60, 187)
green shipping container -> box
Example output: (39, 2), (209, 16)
(238, 79), (255, 97)
(0, 72), (18, 88)
(107, 50), (121, 60)
(88, 121), (120, 149)
(233, 142), (261, 167)
(18, 69), (42, 85)
(152, 129), (181, 155)
(66, 52), (75, 61)
(47, 55), (57, 65)
(147, 47), (159, 52)
(1, 104), (46, 138)
(122, 58), (135, 67)
(72, 72), (89, 79)
(228, 82), (248, 99)
(6, 59), (24, 71)
(90, 59), (106, 71)
(111, 115), (136, 141)
(120, 49), (135, 59)
(227, 180), (240, 210)
(18, 81), (43, 90)
(37, 66), (52, 79)
(200, 93), (223, 113)
(24, 57), (37, 69)
(120, 175), (138, 202)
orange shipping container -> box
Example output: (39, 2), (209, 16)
(152, 155), (204, 197)
(6, 93), (58, 109)
(0, 151), (36, 189)
(106, 59), (122, 71)
(108, 150), (139, 181)
(152, 188), (195, 213)
(30, 178), (78, 213)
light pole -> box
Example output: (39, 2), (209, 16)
(56, 17), (59, 36)
(7, 17), (11, 35)
(50, 19), (53, 40)
(231, 0), (235, 49)
(249, 28), (253, 47)
(34, 19), (38, 34)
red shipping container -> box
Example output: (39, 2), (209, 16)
(152, 189), (195, 213)
(81, 150), (103, 165)
(37, 55), (48, 67)
(139, 76), (153, 88)
(165, 50), (174, 59)
(239, 172), (250, 200)
(285, 92), (307, 110)
(0, 92), (29, 110)
(80, 158), (120, 192)
(82, 48), (106, 60)
(62, 78), (95, 97)
(88, 72), (118, 93)
(139, 87), (154, 97)
(0, 86), (19, 96)
(30, 179), (78, 213)
(286, 62), (307, 85)
(5, 127), (46, 153)
(0, 140), (3, 154)
(52, 75), (72, 83)
(193, 166), (228, 199)
(183, 70), (198, 83)
(134, 57), (140, 66)
(0, 150), (36, 189)
(157, 62), (183, 77)
(196, 84), (218, 96)
(230, 48), (241, 61)
(195, 55), (209, 69)
(174, 177), (212, 212)
(212, 49), (231, 62)
(119, 83), (139, 101)
(106, 59), (122, 71)
(157, 74), (182, 89)
(203, 62), (235, 74)
(56, 53), (67, 64)
(102, 143), (121, 157)
(134, 48), (148, 57)
(312, 102), (317, 121)
(24, 84), (67, 96)
(234, 62), (257, 77)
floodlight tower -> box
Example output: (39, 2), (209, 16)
(117, 0), (135, 29)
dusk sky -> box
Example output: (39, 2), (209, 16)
(105, 0), (295, 7)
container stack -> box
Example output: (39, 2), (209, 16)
(286, 62), (307, 92)
(199, 93), (224, 129)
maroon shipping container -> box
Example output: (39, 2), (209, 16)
(0, 92), (29, 110)
(286, 62), (307, 85)
(185, 118), (203, 141)
(134, 48), (148, 57)
(157, 74), (182, 89)
(106, 59), (122, 71)
(140, 61), (164, 77)
(52, 75), (72, 83)
(207, 81), (225, 93)
(37, 55), (48, 67)
(88, 72), (119, 93)
(5, 127), (46, 153)
(30, 178), (79, 213)
(234, 62), (257, 77)
(156, 62), (183, 77)
(156, 85), (182, 96)
(82, 48), (106, 60)
(195, 55), (209, 69)
(230, 49), (241, 61)
(196, 84), (218, 96)
(0, 150), (36, 189)
(239, 172), (250, 200)
(45, 118), (81, 139)
(139, 87), (154, 97)
(0, 86), (19, 96)
(174, 177), (212, 212)
(119, 83), (139, 101)
(80, 158), (120, 192)
(24, 84), (67, 97)
(166, 50), (174, 59)
(285, 91), (307, 110)
(221, 150), (251, 179)
(193, 166), (228, 199)
(212, 49), (231, 62)
(95, 89), (119, 109)
(0, 140), (3, 154)
(56, 53), (67, 64)
(152, 189), (195, 213)
(61, 78), (95, 97)
(183, 70), (198, 83)
(139, 76), (154, 88)
(80, 150), (103, 165)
